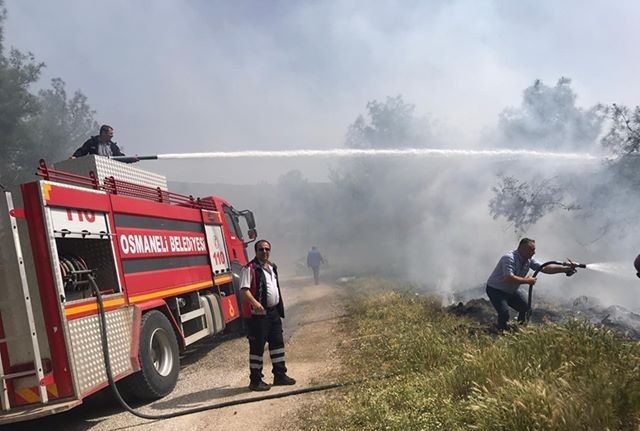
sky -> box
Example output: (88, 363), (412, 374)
(4, 0), (640, 183)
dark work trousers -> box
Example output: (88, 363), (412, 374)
(247, 307), (287, 383)
(486, 285), (530, 330)
(311, 266), (320, 285)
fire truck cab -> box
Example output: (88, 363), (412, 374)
(0, 156), (256, 424)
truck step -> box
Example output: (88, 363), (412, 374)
(10, 371), (54, 389)
(183, 328), (209, 346)
(1, 369), (38, 380)
(180, 308), (205, 323)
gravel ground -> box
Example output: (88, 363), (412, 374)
(4, 276), (344, 431)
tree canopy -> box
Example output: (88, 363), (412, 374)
(345, 95), (431, 149)
(498, 77), (606, 151)
(0, 0), (97, 187)
(491, 77), (639, 239)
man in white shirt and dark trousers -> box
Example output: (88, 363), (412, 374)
(240, 239), (296, 391)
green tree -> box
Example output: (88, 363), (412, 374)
(491, 87), (640, 242)
(26, 78), (98, 172)
(601, 104), (640, 188)
(489, 78), (609, 237)
(345, 95), (430, 149)
(580, 103), (640, 240)
(602, 104), (640, 156)
(489, 175), (579, 235)
(0, 1), (97, 186)
(0, 0), (45, 186)
(498, 77), (606, 151)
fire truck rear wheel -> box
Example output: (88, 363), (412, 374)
(129, 310), (179, 400)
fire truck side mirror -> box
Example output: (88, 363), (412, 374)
(239, 210), (256, 229)
(247, 228), (257, 241)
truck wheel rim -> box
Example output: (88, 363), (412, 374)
(150, 328), (173, 376)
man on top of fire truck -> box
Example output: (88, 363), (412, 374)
(71, 124), (125, 158)
(240, 239), (296, 391)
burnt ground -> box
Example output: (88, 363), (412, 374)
(446, 287), (640, 339)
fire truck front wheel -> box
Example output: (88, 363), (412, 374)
(128, 310), (180, 400)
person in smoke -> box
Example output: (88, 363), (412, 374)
(486, 238), (578, 331)
(635, 254), (640, 278)
(240, 239), (296, 391)
(71, 124), (125, 158)
(306, 246), (325, 285)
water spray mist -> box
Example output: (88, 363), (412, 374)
(111, 148), (600, 163)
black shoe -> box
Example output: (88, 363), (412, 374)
(273, 374), (296, 386)
(249, 380), (271, 391)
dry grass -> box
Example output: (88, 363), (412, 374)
(299, 279), (640, 431)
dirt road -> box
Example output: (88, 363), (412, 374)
(4, 276), (344, 431)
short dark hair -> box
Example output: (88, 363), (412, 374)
(254, 239), (271, 252)
(519, 238), (535, 247)
(99, 124), (113, 134)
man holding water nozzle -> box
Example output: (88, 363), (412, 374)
(486, 238), (581, 331)
(71, 125), (125, 158)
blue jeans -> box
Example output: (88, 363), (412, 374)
(486, 285), (529, 330)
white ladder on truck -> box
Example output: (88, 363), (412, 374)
(0, 192), (47, 410)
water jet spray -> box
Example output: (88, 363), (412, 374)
(110, 148), (600, 163)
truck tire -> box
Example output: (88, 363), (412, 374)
(127, 310), (180, 400)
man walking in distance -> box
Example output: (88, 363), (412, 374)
(486, 238), (578, 331)
(306, 246), (325, 285)
(240, 240), (296, 391)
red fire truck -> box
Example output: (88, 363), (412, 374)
(0, 156), (257, 424)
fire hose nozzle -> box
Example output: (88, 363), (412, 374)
(110, 155), (159, 163)
(562, 260), (585, 277)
